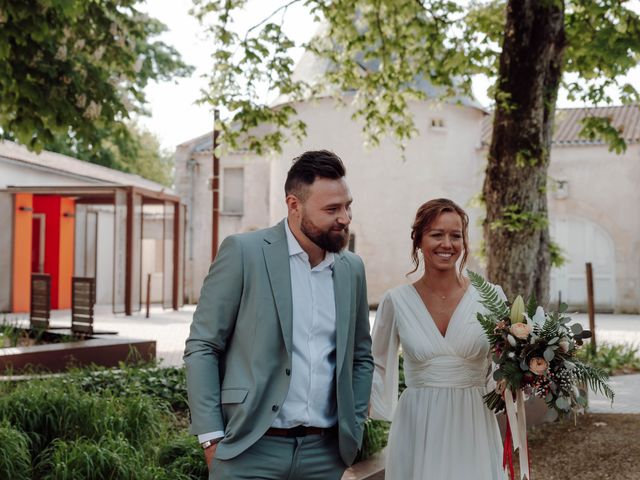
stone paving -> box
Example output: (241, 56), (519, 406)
(4, 307), (640, 413)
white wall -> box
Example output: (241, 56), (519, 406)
(268, 98), (487, 303)
(0, 192), (13, 311)
(175, 145), (270, 303)
(548, 143), (640, 313)
(74, 205), (116, 306)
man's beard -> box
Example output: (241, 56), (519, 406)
(300, 215), (349, 253)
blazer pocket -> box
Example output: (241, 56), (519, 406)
(221, 388), (249, 404)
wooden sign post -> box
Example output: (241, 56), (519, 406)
(585, 262), (596, 351)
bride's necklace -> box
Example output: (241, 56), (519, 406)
(420, 277), (462, 300)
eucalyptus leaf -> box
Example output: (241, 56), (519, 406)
(555, 396), (570, 410)
(544, 348), (555, 362)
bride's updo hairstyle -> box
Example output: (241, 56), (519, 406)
(409, 198), (470, 277)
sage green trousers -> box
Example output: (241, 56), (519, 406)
(209, 430), (346, 480)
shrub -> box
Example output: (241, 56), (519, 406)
(359, 419), (390, 461)
(0, 422), (31, 480)
(577, 342), (640, 376)
(158, 434), (208, 479)
(63, 364), (188, 411)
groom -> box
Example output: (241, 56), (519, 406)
(184, 150), (373, 479)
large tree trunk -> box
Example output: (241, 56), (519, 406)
(483, 0), (566, 305)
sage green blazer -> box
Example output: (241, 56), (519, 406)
(184, 220), (373, 465)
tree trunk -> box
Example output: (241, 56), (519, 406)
(483, 0), (566, 306)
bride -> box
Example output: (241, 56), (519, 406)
(369, 198), (506, 479)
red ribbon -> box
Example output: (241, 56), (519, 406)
(503, 415), (515, 480)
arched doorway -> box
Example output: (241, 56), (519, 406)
(550, 215), (615, 311)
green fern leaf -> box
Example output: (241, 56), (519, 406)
(574, 362), (615, 401)
(467, 270), (509, 318)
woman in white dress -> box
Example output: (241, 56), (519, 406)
(370, 198), (505, 479)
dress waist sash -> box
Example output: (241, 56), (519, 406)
(404, 355), (487, 389)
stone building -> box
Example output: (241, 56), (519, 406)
(174, 53), (639, 312)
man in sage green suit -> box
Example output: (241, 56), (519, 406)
(184, 150), (373, 479)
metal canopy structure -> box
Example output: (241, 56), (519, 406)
(3, 184), (185, 315)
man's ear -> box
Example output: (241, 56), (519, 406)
(286, 194), (300, 216)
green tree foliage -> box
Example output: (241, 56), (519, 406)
(0, 0), (192, 167)
(193, 0), (640, 303)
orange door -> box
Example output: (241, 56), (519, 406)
(12, 193), (33, 312)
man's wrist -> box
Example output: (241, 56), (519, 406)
(200, 437), (221, 450)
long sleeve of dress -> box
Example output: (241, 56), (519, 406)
(485, 284), (508, 390)
(369, 292), (400, 422)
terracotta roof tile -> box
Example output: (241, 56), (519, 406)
(481, 104), (640, 147)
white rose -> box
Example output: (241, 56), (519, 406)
(509, 322), (531, 340)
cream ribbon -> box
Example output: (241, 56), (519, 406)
(504, 389), (530, 480)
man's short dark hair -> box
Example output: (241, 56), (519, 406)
(284, 150), (346, 200)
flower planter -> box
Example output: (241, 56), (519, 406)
(0, 332), (155, 374)
(343, 448), (386, 480)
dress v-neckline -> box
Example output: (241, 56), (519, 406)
(409, 283), (471, 339)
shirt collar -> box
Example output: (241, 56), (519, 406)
(284, 218), (336, 269)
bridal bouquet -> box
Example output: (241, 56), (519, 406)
(468, 270), (614, 416)
(468, 271), (614, 480)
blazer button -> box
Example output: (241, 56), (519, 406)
(285, 368), (291, 376)
(272, 404), (279, 412)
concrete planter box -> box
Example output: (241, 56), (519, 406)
(0, 332), (155, 373)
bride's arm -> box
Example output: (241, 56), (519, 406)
(369, 292), (400, 422)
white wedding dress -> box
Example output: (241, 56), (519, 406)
(370, 284), (506, 479)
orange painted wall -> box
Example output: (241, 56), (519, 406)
(58, 197), (75, 309)
(12, 194), (33, 312)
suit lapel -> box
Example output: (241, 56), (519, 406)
(263, 222), (293, 355)
(333, 254), (351, 376)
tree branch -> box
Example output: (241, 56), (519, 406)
(244, 0), (304, 41)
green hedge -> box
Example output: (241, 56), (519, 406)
(0, 374), (200, 479)
(0, 357), (413, 476)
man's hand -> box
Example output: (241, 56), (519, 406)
(204, 442), (218, 469)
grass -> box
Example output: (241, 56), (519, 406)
(0, 381), (166, 455)
(0, 365), (205, 479)
(0, 322), (75, 349)
(0, 422), (31, 480)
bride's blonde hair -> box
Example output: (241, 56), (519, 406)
(408, 198), (469, 277)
